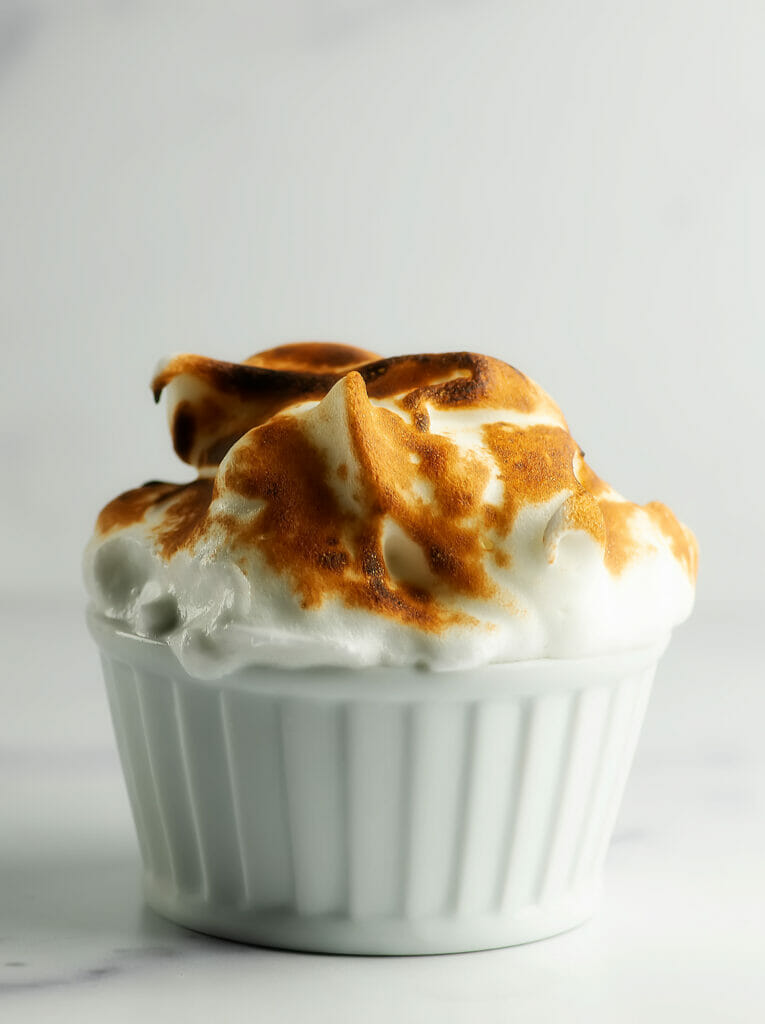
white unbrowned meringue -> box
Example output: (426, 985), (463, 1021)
(84, 343), (697, 677)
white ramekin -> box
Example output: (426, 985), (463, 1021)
(88, 609), (666, 955)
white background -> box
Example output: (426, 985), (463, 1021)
(1, 0), (763, 603)
(1, 3), (764, 1021)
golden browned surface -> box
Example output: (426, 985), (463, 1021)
(552, 491), (607, 553)
(482, 424), (584, 533)
(599, 500), (644, 575)
(245, 341), (380, 373)
(154, 479), (215, 558)
(151, 346), (564, 466)
(575, 459), (610, 498)
(97, 343), (697, 630)
(644, 501), (699, 582)
(96, 481), (188, 534)
(96, 479), (214, 557)
(216, 396), (476, 630)
(340, 372), (493, 599)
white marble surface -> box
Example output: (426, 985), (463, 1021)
(1, 597), (763, 1022)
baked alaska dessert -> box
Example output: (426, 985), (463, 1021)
(85, 343), (697, 954)
(85, 343), (696, 675)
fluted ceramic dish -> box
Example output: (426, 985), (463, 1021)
(89, 609), (665, 955)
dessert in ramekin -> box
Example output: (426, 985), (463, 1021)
(85, 344), (697, 954)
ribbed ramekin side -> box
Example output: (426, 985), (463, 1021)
(98, 650), (657, 951)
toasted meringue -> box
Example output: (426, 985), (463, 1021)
(84, 344), (697, 677)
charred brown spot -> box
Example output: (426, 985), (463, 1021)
(429, 544), (460, 575)
(172, 403), (197, 463)
(318, 550), (348, 572)
(246, 342), (379, 374)
(361, 548), (384, 578)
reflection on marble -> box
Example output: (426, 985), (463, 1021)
(1, 598), (764, 1022)
(2, 848), (182, 993)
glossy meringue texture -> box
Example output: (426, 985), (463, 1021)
(84, 344), (697, 677)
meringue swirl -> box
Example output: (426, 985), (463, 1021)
(84, 343), (697, 676)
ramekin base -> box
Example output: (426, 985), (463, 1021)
(144, 875), (601, 954)
(89, 609), (664, 955)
